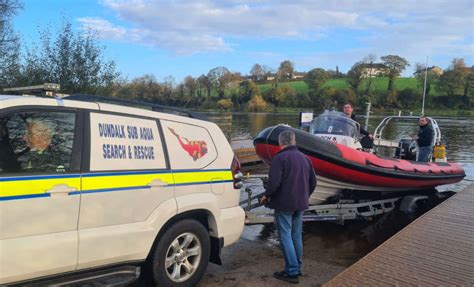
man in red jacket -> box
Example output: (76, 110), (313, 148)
(260, 130), (317, 284)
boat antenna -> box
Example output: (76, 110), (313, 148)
(365, 102), (371, 131)
(421, 56), (428, 116)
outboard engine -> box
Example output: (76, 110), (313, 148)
(395, 138), (417, 160)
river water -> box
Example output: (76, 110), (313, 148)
(207, 112), (474, 267)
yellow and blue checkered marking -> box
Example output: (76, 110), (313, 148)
(0, 169), (233, 201)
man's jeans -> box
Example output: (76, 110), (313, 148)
(418, 146), (433, 162)
(275, 210), (303, 276)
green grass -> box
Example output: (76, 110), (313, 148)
(258, 81), (309, 94)
(257, 77), (423, 94)
(321, 78), (351, 89)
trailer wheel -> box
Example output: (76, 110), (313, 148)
(151, 219), (210, 287)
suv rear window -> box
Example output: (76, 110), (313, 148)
(0, 111), (77, 175)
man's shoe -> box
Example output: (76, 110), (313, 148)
(273, 271), (299, 284)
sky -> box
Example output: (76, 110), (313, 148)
(13, 0), (474, 83)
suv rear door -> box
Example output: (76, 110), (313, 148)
(77, 111), (175, 268)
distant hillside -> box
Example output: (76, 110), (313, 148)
(258, 77), (428, 95)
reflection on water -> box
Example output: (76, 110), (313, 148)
(215, 112), (474, 267)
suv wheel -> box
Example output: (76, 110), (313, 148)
(151, 219), (210, 286)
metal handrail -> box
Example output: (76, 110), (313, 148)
(373, 116), (441, 147)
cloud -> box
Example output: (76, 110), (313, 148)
(82, 0), (472, 59)
(77, 17), (126, 40)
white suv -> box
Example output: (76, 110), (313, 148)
(0, 94), (245, 286)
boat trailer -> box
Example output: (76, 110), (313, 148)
(240, 174), (431, 225)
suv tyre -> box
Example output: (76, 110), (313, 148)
(151, 219), (210, 287)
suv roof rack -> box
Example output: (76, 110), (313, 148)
(65, 94), (208, 121)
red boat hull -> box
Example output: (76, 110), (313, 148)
(254, 125), (465, 190)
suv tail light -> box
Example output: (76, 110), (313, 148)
(231, 155), (244, 189)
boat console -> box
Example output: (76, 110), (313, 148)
(309, 111), (362, 149)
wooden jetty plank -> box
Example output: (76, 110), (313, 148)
(231, 139), (262, 165)
(325, 183), (474, 286)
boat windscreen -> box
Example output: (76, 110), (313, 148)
(309, 111), (359, 137)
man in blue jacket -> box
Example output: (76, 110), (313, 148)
(260, 130), (317, 284)
(416, 116), (434, 162)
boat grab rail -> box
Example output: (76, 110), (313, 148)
(373, 116), (441, 147)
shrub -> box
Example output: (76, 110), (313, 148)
(217, 98), (233, 110)
(247, 95), (268, 112)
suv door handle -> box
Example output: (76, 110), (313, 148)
(148, 179), (169, 187)
(46, 184), (77, 196)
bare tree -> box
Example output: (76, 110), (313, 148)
(250, 64), (265, 82)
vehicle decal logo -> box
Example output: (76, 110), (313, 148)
(168, 128), (208, 161)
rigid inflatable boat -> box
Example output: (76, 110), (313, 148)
(254, 121), (465, 205)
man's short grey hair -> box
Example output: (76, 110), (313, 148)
(279, 130), (296, 146)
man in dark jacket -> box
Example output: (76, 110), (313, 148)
(416, 116), (434, 162)
(260, 130), (317, 284)
(343, 103), (373, 139)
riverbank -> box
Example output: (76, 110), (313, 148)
(202, 108), (474, 117)
(198, 237), (346, 287)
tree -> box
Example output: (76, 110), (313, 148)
(0, 0), (22, 88)
(386, 90), (399, 108)
(264, 85), (296, 107)
(262, 65), (273, 80)
(18, 19), (120, 94)
(331, 89), (357, 107)
(162, 75), (176, 104)
(249, 64), (265, 82)
(183, 75), (197, 106)
(217, 98), (233, 110)
(451, 58), (467, 70)
(197, 74), (212, 100)
(438, 58), (469, 98)
(381, 55), (410, 91)
(277, 60), (294, 81)
(347, 61), (364, 92)
(129, 74), (162, 103)
(305, 68), (329, 92)
(221, 72), (241, 90)
(247, 95), (268, 112)
(207, 66), (230, 99)
(362, 54), (378, 95)
(309, 88), (332, 111)
(414, 63), (440, 97)
(237, 80), (260, 105)
(464, 72), (474, 108)
(398, 88), (422, 109)
(278, 85), (297, 107)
